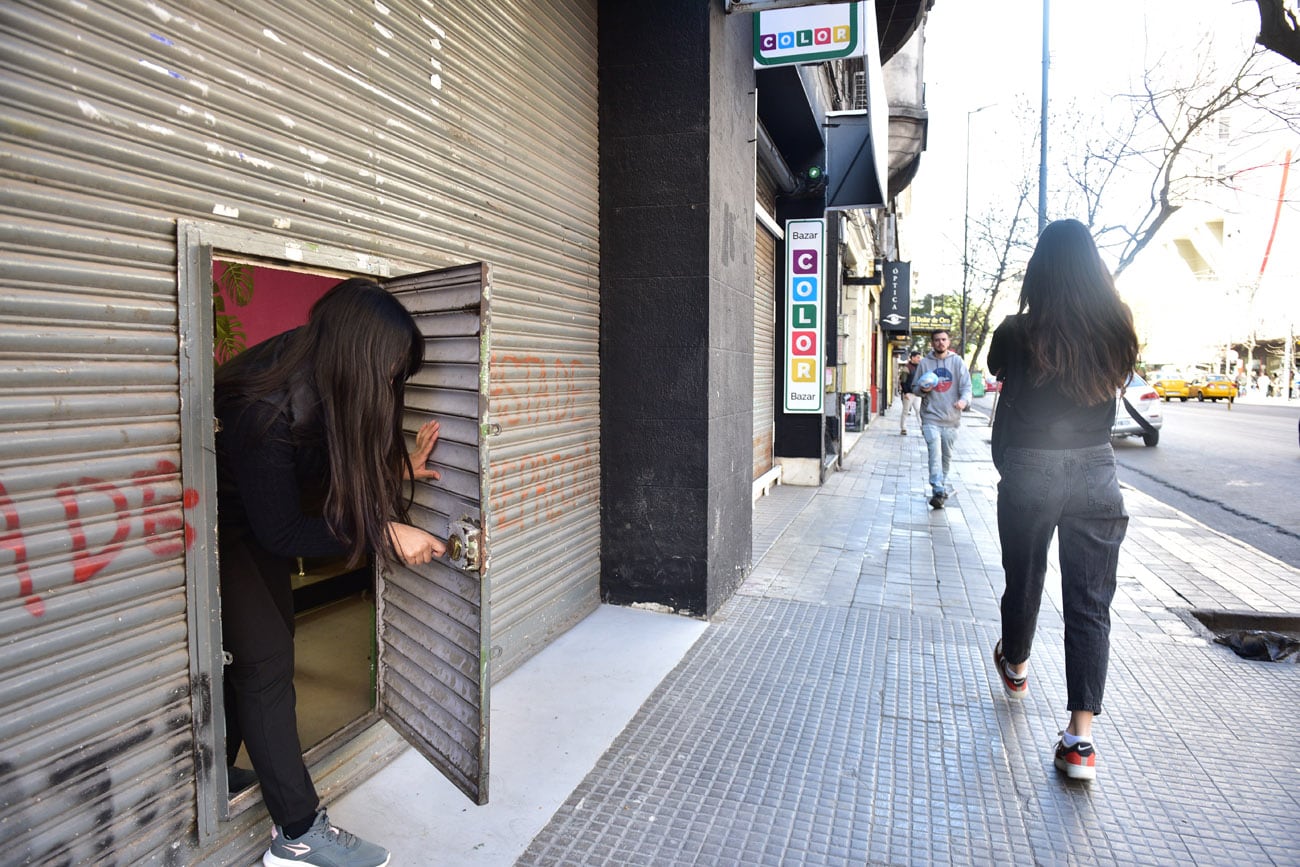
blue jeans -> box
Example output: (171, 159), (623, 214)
(996, 445), (1128, 714)
(921, 423), (958, 494)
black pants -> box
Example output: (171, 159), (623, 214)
(996, 445), (1128, 714)
(220, 531), (319, 828)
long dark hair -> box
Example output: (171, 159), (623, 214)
(1018, 219), (1138, 405)
(218, 277), (424, 566)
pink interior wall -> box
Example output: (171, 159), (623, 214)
(213, 262), (336, 349)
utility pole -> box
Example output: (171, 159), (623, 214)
(1038, 0), (1050, 234)
(961, 104), (995, 360)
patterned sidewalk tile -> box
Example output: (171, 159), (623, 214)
(519, 413), (1300, 865)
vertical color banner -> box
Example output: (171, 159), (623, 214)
(785, 218), (825, 413)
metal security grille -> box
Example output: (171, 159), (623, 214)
(1, 0), (597, 861)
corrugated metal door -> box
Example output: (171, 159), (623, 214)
(382, 264), (491, 805)
(2, 0), (597, 861)
(754, 211), (779, 479)
(0, 193), (195, 865)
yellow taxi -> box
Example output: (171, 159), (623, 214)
(1148, 370), (1189, 402)
(1189, 373), (1238, 402)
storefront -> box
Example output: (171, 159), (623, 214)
(1, 2), (930, 863)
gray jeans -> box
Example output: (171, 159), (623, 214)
(921, 423), (957, 495)
(996, 445), (1128, 714)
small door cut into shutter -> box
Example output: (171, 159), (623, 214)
(380, 264), (492, 805)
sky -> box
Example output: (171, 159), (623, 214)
(903, 0), (1296, 321)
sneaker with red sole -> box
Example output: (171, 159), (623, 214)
(993, 640), (1028, 699)
(1054, 737), (1097, 781)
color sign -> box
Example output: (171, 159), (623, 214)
(785, 219), (825, 413)
(754, 2), (862, 68)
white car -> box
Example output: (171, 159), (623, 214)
(1112, 372), (1162, 447)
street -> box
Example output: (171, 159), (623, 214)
(1110, 398), (1300, 568)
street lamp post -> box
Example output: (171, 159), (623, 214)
(961, 103), (996, 360)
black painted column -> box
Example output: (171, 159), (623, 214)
(598, 1), (755, 616)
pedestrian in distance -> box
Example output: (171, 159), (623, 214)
(215, 278), (446, 867)
(912, 330), (972, 508)
(898, 349), (922, 435)
(987, 218), (1139, 783)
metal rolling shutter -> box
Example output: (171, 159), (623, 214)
(754, 184), (780, 479)
(1, 0), (597, 861)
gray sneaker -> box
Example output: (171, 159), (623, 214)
(263, 811), (390, 867)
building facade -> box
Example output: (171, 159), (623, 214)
(0, 1), (929, 862)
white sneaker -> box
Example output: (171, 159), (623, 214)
(263, 811), (390, 867)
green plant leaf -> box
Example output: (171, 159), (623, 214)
(214, 313), (246, 366)
(216, 261), (255, 307)
(212, 261), (254, 365)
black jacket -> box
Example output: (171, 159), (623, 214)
(215, 331), (347, 558)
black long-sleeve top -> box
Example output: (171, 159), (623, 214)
(988, 314), (1117, 464)
(215, 331), (348, 558)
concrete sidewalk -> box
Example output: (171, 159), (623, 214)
(339, 407), (1300, 865)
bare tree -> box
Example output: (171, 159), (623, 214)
(1064, 42), (1300, 275)
(1255, 0), (1300, 66)
(964, 181), (1036, 368)
(954, 101), (1043, 369)
(947, 22), (1299, 379)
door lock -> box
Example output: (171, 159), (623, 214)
(446, 517), (481, 572)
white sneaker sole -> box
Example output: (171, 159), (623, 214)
(1055, 755), (1097, 781)
(264, 849), (391, 867)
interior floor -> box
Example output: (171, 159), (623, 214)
(294, 593), (374, 749)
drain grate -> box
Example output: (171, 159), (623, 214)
(1191, 609), (1300, 662)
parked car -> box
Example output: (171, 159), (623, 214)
(1189, 373), (1237, 402)
(983, 372), (1002, 393)
(1112, 372), (1162, 447)
(1148, 370), (1189, 402)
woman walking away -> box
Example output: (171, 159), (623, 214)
(987, 219), (1138, 782)
(216, 278), (446, 866)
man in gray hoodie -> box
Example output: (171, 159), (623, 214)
(912, 329), (973, 508)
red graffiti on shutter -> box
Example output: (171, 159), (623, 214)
(2, 458), (201, 619)
(132, 460), (191, 558)
(0, 481), (41, 615)
(56, 480), (132, 583)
